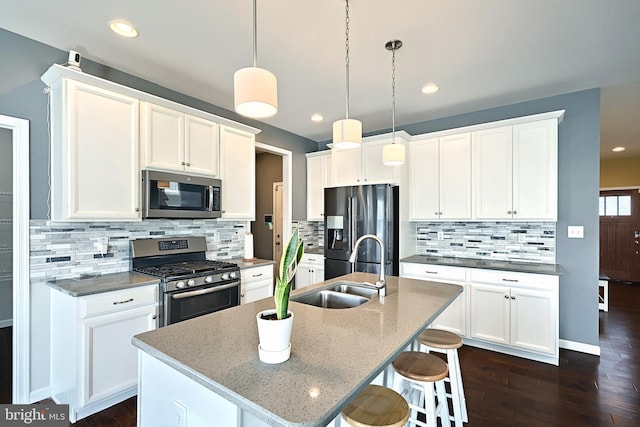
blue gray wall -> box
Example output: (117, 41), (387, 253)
(326, 90), (600, 347)
(0, 28), (317, 220)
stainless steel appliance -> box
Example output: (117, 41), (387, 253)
(142, 170), (222, 219)
(131, 236), (239, 326)
(324, 184), (399, 280)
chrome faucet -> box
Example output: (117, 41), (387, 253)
(348, 234), (386, 297)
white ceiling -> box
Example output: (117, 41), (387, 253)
(1, 0), (639, 158)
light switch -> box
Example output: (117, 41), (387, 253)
(568, 226), (584, 239)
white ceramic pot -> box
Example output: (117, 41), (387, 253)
(256, 309), (294, 364)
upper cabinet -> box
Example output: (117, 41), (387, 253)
(331, 132), (410, 187)
(409, 133), (472, 220)
(41, 64), (260, 222)
(473, 118), (559, 221)
(306, 151), (332, 221)
(46, 78), (141, 221)
(219, 125), (255, 220)
(140, 102), (219, 177)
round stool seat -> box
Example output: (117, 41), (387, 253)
(342, 384), (409, 427)
(392, 351), (448, 383)
(418, 328), (463, 350)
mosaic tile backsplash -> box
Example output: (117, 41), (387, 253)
(294, 220), (324, 250)
(30, 219), (249, 282)
(414, 222), (556, 263)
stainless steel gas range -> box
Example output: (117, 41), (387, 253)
(131, 236), (240, 327)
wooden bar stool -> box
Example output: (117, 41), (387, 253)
(391, 351), (449, 427)
(417, 329), (467, 426)
(341, 384), (409, 427)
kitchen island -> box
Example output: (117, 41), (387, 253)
(132, 272), (462, 427)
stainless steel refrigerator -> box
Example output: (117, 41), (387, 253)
(324, 184), (399, 280)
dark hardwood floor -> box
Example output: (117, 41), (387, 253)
(0, 325), (11, 404)
(36, 281), (640, 426)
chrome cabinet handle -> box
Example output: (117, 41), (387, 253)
(504, 295), (509, 299)
(425, 271), (438, 275)
(135, 208), (140, 212)
(502, 278), (518, 283)
(113, 298), (134, 305)
(253, 273), (263, 277)
(186, 162), (191, 166)
(181, 161), (186, 165)
(511, 296), (516, 300)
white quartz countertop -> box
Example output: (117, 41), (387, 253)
(400, 254), (562, 275)
(46, 272), (160, 297)
(132, 272), (462, 427)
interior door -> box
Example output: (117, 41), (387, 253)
(599, 189), (640, 282)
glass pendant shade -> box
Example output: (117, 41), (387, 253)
(383, 142), (405, 165)
(234, 67), (278, 118)
(332, 118), (362, 149)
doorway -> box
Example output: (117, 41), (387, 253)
(599, 189), (640, 282)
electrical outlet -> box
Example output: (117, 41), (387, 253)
(437, 231), (445, 241)
(212, 230), (220, 243)
(95, 237), (109, 255)
(173, 401), (187, 427)
(518, 234), (526, 244)
(568, 226), (584, 239)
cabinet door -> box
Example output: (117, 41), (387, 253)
(510, 288), (556, 354)
(323, 154), (333, 187)
(140, 102), (184, 172)
(241, 280), (273, 304)
(332, 146), (362, 186)
(64, 81), (141, 220)
(473, 126), (513, 220)
(469, 283), (510, 345)
(512, 119), (558, 220)
(81, 304), (157, 406)
(439, 133), (472, 220)
(362, 140), (400, 184)
(306, 155), (325, 221)
(219, 126), (255, 220)
(185, 115), (219, 177)
(409, 138), (439, 220)
(295, 265), (313, 290)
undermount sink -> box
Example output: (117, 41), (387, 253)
(291, 281), (377, 309)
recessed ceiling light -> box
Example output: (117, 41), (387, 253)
(109, 20), (139, 38)
(612, 146), (626, 152)
(421, 83), (439, 94)
(311, 113), (324, 122)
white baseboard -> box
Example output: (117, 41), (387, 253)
(29, 386), (50, 403)
(559, 339), (601, 356)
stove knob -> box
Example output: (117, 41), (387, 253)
(204, 276), (214, 283)
(230, 271), (238, 279)
(176, 281), (186, 289)
(187, 279), (196, 287)
(221, 273), (230, 280)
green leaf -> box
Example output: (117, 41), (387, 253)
(274, 224), (304, 319)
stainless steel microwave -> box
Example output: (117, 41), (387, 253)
(142, 170), (222, 219)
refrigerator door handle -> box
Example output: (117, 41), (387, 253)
(349, 196), (357, 273)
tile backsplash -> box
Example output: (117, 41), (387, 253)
(294, 220), (324, 250)
(414, 221), (556, 263)
(30, 219), (249, 282)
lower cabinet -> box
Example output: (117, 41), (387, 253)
(295, 254), (325, 290)
(241, 264), (274, 304)
(400, 262), (559, 365)
(50, 285), (158, 422)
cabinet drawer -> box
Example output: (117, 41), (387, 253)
(241, 264), (274, 284)
(301, 254), (324, 266)
(400, 262), (466, 282)
(80, 285), (158, 318)
(470, 269), (557, 290)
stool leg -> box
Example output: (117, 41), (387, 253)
(450, 348), (467, 423)
(434, 378), (450, 425)
(423, 382), (437, 427)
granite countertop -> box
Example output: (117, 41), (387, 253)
(46, 272), (160, 297)
(132, 272), (462, 427)
(227, 258), (275, 270)
(400, 254), (562, 275)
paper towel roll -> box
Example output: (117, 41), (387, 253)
(244, 232), (254, 260)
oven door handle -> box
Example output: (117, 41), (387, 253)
(172, 281), (240, 299)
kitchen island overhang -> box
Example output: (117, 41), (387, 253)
(132, 272), (463, 427)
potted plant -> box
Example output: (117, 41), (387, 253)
(256, 224), (304, 363)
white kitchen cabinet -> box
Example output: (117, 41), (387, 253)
(473, 118), (558, 221)
(400, 262), (467, 336)
(295, 253), (325, 290)
(469, 269), (558, 361)
(306, 152), (332, 221)
(141, 102), (219, 177)
(331, 132), (409, 187)
(241, 264), (274, 304)
(219, 125), (255, 220)
(43, 78), (141, 221)
(409, 133), (472, 220)
(50, 285), (158, 422)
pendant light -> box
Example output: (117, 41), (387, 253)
(382, 39), (405, 165)
(332, 0), (362, 149)
(234, 0), (278, 118)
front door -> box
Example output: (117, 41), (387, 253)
(600, 189), (640, 282)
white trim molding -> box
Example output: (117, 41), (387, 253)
(559, 339), (601, 356)
(1, 114), (31, 404)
